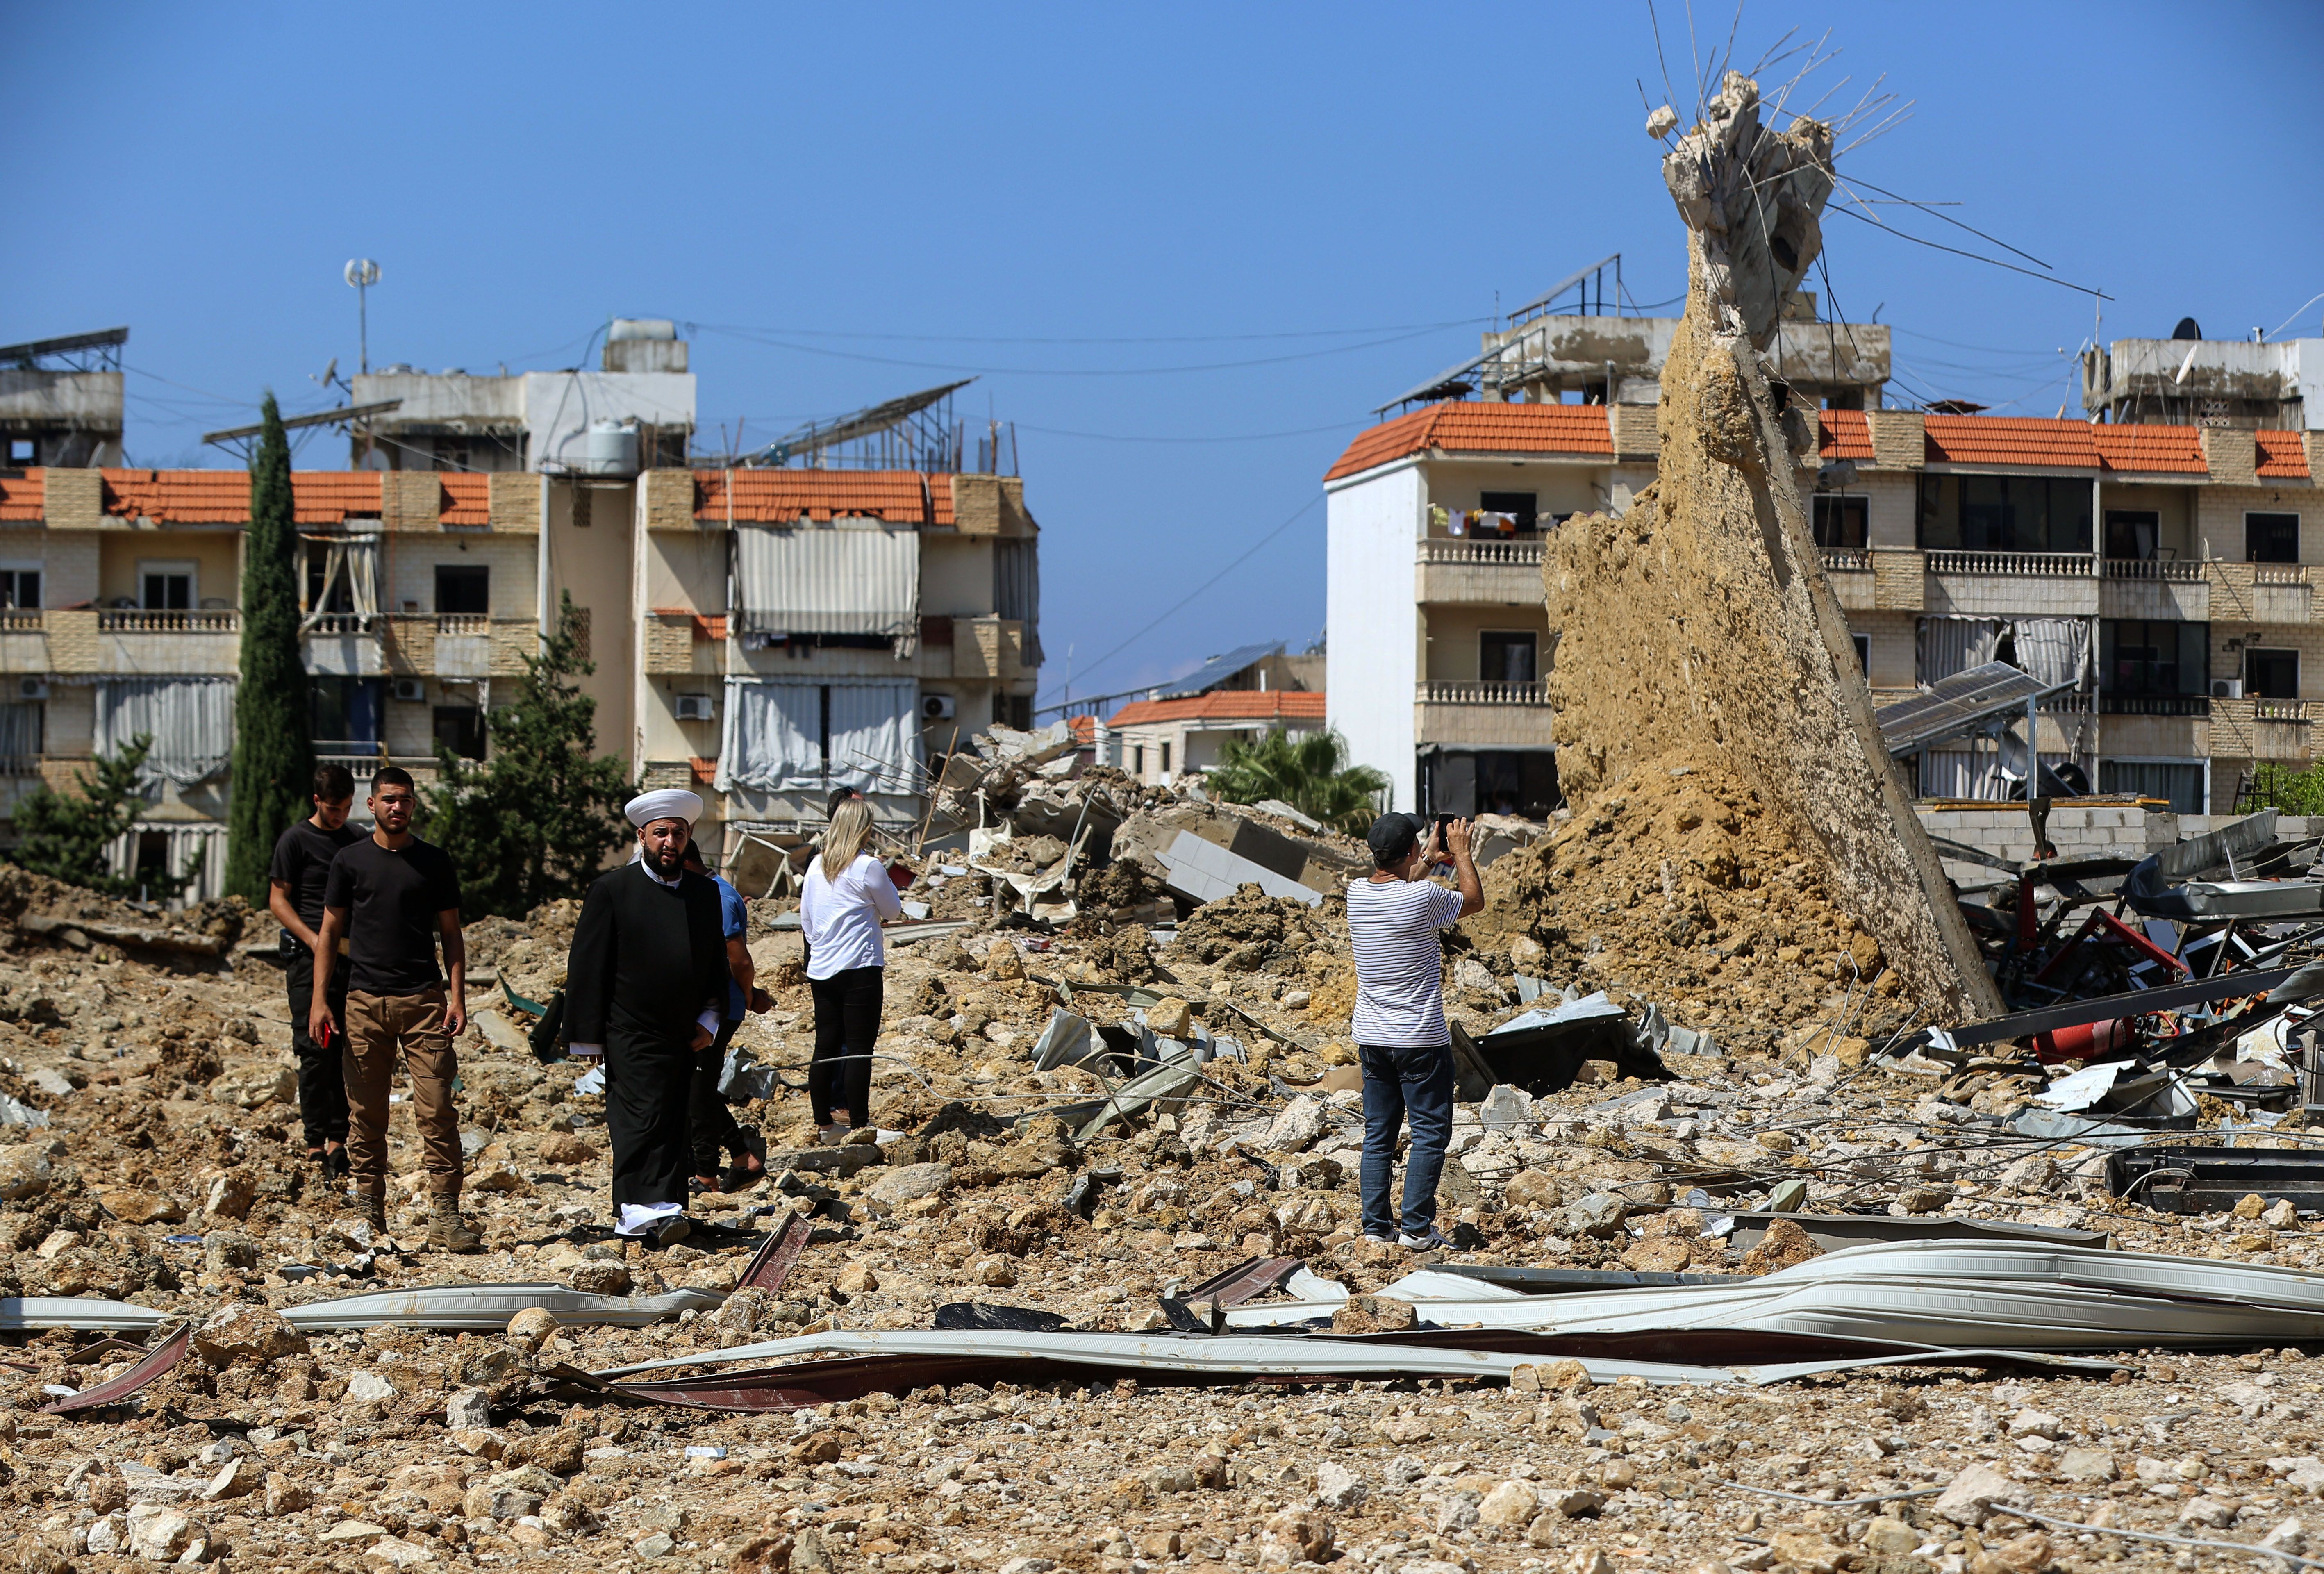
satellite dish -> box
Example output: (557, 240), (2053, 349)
(2171, 316), (2202, 341)
(311, 356), (339, 391)
(345, 259), (380, 289)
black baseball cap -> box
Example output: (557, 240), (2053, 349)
(1367, 812), (1424, 865)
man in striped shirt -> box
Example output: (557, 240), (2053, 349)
(1348, 812), (1484, 1249)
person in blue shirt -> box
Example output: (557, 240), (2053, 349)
(683, 841), (771, 1192)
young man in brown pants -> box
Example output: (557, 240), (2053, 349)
(308, 767), (477, 1251)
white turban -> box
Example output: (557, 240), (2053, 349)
(625, 788), (703, 830)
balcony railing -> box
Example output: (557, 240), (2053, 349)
(305, 613), (377, 636)
(2256, 698), (2313, 723)
(2099, 694), (2211, 717)
(98, 610), (239, 633)
(1418, 679), (1550, 706)
(316, 753), (442, 780)
(1418, 538), (1547, 566)
(437, 614), (491, 636)
(0, 610), (41, 631)
(2256, 565), (2313, 587)
(2103, 557), (2203, 582)
(1926, 551), (2092, 578)
(2037, 691), (2096, 715)
(1817, 547), (1872, 573)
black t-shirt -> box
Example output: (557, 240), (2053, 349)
(267, 818), (364, 933)
(322, 836), (463, 996)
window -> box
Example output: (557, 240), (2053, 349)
(2100, 619), (2209, 710)
(434, 564), (490, 616)
(1478, 491), (1540, 534)
(1850, 633), (1870, 672)
(0, 566), (40, 609)
(2247, 648), (2299, 699)
(2248, 512), (2301, 564)
(1160, 742), (1172, 776)
(1917, 474), (2092, 553)
(2101, 760), (2206, 815)
(6, 439), (32, 466)
(309, 678), (384, 750)
(1812, 494), (1868, 549)
(140, 561), (194, 611)
(433, 705), (486, 760)
(2105, 511), (2160, 561)
(1133, 745), (1145, 776)
(1480, 631), (1538, 685)
(0, 701), (43, 762)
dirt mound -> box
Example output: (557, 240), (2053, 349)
(1471, 751), (1914, 1050)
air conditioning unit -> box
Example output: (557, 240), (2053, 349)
(390, 678), (426, 703)
(674, 694), (715, 723)
(921, 693), (957, 721)
(2213, 678), (2245, 699)
(17, 677), (47, 701)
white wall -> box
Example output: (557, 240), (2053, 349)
(1326, 462), (1423, 809)
(520, 372), (696, 473)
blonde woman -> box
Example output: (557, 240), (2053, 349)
(800, 797), (903, 1142)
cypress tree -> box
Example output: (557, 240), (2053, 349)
(223, 393), (313, 901)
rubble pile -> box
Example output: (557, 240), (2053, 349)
(1470, 752), (1919, 1055)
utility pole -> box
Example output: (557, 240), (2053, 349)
(345, 259), (380, 373)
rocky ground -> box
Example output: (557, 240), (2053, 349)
(2, 799), (2322, 1574)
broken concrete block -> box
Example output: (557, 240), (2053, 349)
(1478, 1083), (1533, 1131)
(505, 1307), (558, 1351)
(1859, 1517), (1917, 1556)
(445, 1388), (493, 1431)
(203, 1169), (258, 1220)
(2006, 1408), (2064, 1440)
(125, 1504), (207, 1561)
(1933, 1463), (2029, 1527)
(1313, 1462), (1366, 1509)
(2266, 1197), (2302, 1229)
(566, 1261), (631, 1296)
(1478, 1480), (1539, 1527)
(1331, 1295), (1417, 1334)
(1266, 1094), (1327, 1152)
(1564, 1192), (1629, 1238)
(0, 1144), (53, 1201)
(1504, 1169), (1561, 1211)
(866, 1162), (953, 1208)
(1145, 996), (1193, 1038)
(1620, 1237), (1695, 1274)
(2055, 1447), (2117, 1483)
(193, 1302), (308, 1369)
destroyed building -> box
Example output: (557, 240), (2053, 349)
(0, 329), (1046, 894)
(1080, 643), (1326, 789)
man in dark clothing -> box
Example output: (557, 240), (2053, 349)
(267, 763), (362, 1177)
(682, 842), (770, 1193)
(564, 789), (729, 1244)
(310, 767), (475, 1251)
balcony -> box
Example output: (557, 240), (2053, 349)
(2210, 696), (2314, 762)
(1415, 678), (1555, 750)
(98, 607), (241, 676)
(1924, 550), (2098, 617)
(98, 610), (239, 633)
(2207, 560), (2313, 625)
(1817, 547), (1872, 573)
(1925, 551), (2092, 577)
(303, 613), (384, 677)
(0, 611), (42, 632)
(1417, 536), (1549, 606)
(2103, 557), (2202, 582)
(2099, 694), (2210, 717)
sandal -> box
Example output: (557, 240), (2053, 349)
(688, 1174), (718, 1195)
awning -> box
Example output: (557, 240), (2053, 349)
(733, 521), (919, 637)
(715, 678), (920, 796)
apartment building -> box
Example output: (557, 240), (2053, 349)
(1096, 642), (1325, 787)
(1326, 329), (2324, 819)
(0, 325), (1044, 896)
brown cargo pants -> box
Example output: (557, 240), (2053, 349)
(343, 987), (463, 1202)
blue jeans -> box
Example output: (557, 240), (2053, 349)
(1359, 1041), (1455, 1239)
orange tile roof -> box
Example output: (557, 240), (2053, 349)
(2256, 428), (2311, 480)
(1066, 714), (1098, 745)
(2091, 424), (2207, 474)
(1324, 402), (1612, 482)
(1816, 410), (1875, 461)
(1107, 690), (1328, 728)
(439, 473), (491, 526)
(0, 471), (41, 523)
(96, 469), (389, 524)
(693, 469), (955, 526)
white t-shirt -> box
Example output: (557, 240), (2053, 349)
(1345, 876), (1466, 1047)
(802, 851), (905, 979)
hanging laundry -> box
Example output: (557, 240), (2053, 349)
(1428, 504), (1451, 533)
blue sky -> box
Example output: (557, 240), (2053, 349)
(5, 2), (2319, 706)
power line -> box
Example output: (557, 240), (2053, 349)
(1035, 494), (1321, 707)
(689, 323), (1457, 379)
(686, 317), (1489, 348)
(1016, 419), (1362, 445)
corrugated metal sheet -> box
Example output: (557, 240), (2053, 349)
(734, 521), (919, 635)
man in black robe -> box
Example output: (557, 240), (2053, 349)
(564, 789), (729, 1244)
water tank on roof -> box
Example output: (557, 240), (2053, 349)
(2173, 317), (2203, 341)
(609, 318), (676, 342)
(575, 420), (639, 478)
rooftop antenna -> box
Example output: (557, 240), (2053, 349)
(344, 259), (380, 374)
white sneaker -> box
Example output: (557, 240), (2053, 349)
(1362, 1232), (1396, 1245)
(1397, 1226), (1449, 1250)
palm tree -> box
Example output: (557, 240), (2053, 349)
(1203, 727), (1388, 835)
